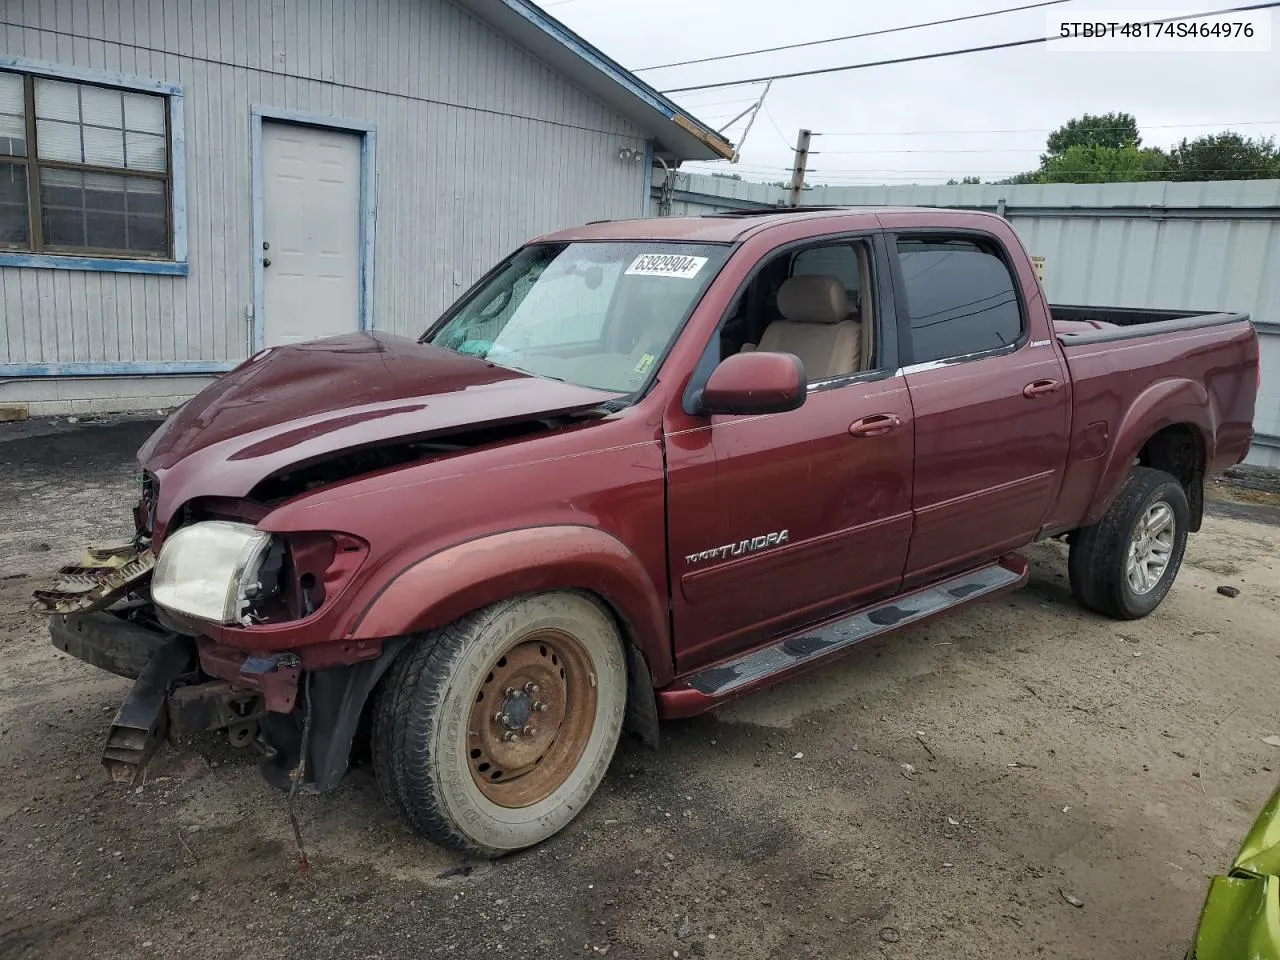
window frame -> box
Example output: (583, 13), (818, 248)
(886, 228), (1029, 370)
(679, 231), (903, 416)
(0, 57), (186, 276)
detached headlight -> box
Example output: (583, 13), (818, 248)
(152, 521), (273, 625)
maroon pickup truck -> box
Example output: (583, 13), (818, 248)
(34, 207), (1259, 856)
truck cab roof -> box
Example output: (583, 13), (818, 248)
(537, 206), (1009, 244)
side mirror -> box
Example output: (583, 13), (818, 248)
(696, 350), (807, 416)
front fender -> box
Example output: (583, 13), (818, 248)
(347, 525), (674, 685)
(1081, 377), (1214, 527)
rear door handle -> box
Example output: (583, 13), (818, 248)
(849, 414), (901, 438)
(1023, 379), (1062, 399)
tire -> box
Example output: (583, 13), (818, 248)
(370, 591), (627, 856)
(1068, 466), (1190, 620)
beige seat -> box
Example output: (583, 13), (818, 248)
(748, 275), (861, 379)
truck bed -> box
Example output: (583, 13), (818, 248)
(1050, 304), (1250, 342)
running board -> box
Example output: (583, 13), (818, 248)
(657, 555), (1029, 719)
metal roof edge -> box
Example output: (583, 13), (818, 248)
(474, 0), (735, 161)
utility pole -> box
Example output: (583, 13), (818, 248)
(788, 128), (811, 207)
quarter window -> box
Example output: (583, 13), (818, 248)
(0, 70), (172, 258)
(896, 238), (1022, 364)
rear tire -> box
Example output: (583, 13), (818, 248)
(1068, 466), (1189, 620)
(370, 591), (626, 856)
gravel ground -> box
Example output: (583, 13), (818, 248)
(2, 417), (1278, 960)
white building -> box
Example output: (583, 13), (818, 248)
(0, 0), (732, 415)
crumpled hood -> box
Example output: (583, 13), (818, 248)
(138, 332), (619, 530)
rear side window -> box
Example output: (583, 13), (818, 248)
(896, 238), (1022, 364)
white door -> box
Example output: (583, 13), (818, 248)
(261, 121), (362, 346)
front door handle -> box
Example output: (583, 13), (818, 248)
(1023, 379), (1062, 399)
(849, 414), (901, 438)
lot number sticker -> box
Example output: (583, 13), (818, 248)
(625, 254), (708, 279)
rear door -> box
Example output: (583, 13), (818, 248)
(663, 233), (915, 671)
(890, 230), (1071, 583)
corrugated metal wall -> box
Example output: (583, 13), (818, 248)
(660, 173), (1280, 468)
(0, 0), (647, 374)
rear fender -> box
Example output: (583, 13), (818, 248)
(347, 525), (674, 686)
(1081, 378), (1214, 528)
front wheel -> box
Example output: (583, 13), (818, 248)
(371, 591), (627, 856)
(1068, 466), (1190, 620)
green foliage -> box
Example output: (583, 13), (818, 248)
(946, 176), (982, 185)
(1038, 145), (1170, 184)
(993, 114), (1280, 185)
(711, 172), (744, 181)
(1045, 112), (1141, 154)
(1165, 133), (1280, 180)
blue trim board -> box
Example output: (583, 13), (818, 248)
(0, 57), (188, 276)
(642, 139), (654, 217)
(500, 0), (673, 120)
(360, 131), (378, 330)
(497, 0), (732, 158)
(250, 106), (378, 351)
(169, 94), (189, 263)
(0, 57), (182, 96)
(0, 362), (237, 378)
(0, 253), (188, 275)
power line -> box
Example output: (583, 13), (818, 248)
(635, 0), (1073, 72)
(817, 119), (1280, 136)
(760, 104), (795, 150)
(660, 1), (1280, 93)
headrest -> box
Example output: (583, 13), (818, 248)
(777, 275), (849, 325)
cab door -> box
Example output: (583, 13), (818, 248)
(663, 234), (915, 672)
(888, 230), (1072, 583)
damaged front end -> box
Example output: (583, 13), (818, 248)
(31, 474), (408, 796)
(30, 476), (344, 786)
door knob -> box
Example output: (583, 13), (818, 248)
(263, 258), (272, 268)
(849, 414), (901, 438)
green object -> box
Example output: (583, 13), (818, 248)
(1188, 785), (1280, 959)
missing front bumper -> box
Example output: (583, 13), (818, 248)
(49, 612), (268, 782)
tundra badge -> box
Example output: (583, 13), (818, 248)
(685, 531), (790, 565)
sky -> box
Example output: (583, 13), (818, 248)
(543, 0), (1280, 184)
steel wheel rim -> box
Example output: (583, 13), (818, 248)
(466, 629), (597, 808)
(1126, 500), (1176, 595)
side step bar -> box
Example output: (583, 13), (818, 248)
(657, 555), (1029, 719)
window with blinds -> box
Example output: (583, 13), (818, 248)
(0, 70), (172, 259)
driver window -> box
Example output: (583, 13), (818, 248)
(720, 239), (877, 380)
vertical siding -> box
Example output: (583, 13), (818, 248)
(663, 172), (1280, 467)
(0, 0), (647, 367)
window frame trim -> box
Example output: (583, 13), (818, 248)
(885, 228), (1029, 370)
(0, 56), (186, 276)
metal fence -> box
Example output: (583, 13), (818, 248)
(654, 173), (1280, 468)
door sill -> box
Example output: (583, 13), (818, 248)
(656, 554), (1029, 719)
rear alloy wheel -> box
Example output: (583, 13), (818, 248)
(371, 592), (626, 856)
(1068, 466), (1190, 620)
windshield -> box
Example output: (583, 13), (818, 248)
(426, 241), (731, 392)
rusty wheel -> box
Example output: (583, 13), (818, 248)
(371, 591), (627, 856)
(467, 631), (596, 807)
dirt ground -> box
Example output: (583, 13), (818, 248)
(2, 417), (1278, 960)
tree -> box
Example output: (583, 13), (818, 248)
(1038, 144), (1169, 184)
(1045, 112), (1141, 155)
(711, 172), (744, 181)
(946, 176), (982, 185)
(1166, 133), (1280, 181)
